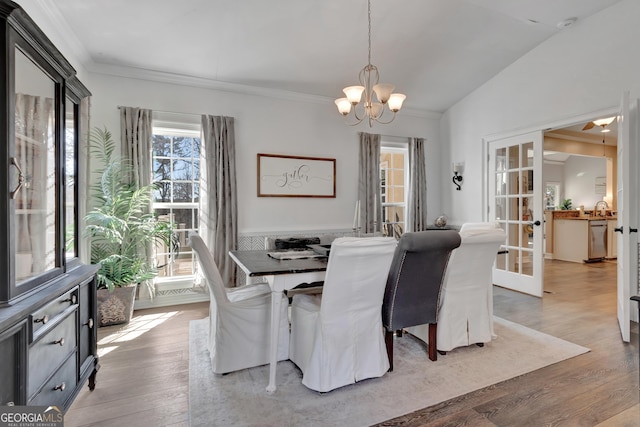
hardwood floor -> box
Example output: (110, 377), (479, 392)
(64, 259), (639, 426)
(376, 260), (640, 427)
(65, 303), (209, 427)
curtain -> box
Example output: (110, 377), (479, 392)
(120, 107), (154, 298)
(120, 107), (153, 189)
(358, 132), (382, 234)
(407, 137), (428, 232)
(200, 115), (238, 287)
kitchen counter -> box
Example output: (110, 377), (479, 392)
(553, 219), (589, 262)
(558, 216), (617, 220)
(552, 217), (617, 262)
(545, 210), (617, 261)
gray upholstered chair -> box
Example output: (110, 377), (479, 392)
(382, 230), (461, 370)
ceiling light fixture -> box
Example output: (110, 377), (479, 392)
(592, 117), (616, 156)
(334, 0), (406, 127)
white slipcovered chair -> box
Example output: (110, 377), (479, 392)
(406, 223), (506, 352)
(188, 232), (289, 374)
(289, 237), (397, 392)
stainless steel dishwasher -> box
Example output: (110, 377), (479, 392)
(587, 220), (607, 261)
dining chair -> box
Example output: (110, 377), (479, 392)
(289, 236), (397, 392)
(406, 223), (506, 353)
(382, 230), (461, 370)
(188, 232), (289, 374)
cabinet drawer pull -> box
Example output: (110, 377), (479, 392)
(52, 338), (65, 346)
(34, 315), (49, 324)
(61, 294), (77, 304)
(84, 318), (94, 329)
(53, 382), (66, 392)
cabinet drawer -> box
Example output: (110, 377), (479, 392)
(28, 311), (77, 396)
(29, 353), (77, 407)
(31, 288), (78, 337)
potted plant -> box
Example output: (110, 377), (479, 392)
(560, 198), (573, 210)
(85, 127), (177, 326)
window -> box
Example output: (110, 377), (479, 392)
(380, 145), (408, 237)
(152, 130), (201, 281)
(544, 182), (561, 210)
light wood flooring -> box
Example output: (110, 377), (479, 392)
(64, 259), (639, 426)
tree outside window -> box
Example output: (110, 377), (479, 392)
(152, 132), (201, 279)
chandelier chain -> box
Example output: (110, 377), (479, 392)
(367, 0), (372, 66)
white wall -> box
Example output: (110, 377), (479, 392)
(85, 73), (441, 233)
(563, 156), (607, 209)
(442, 0), (640, 224)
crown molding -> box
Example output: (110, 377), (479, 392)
(32, 1), (439, 120)
(33, 0), (92, 66)
(87, 61), (439, 119)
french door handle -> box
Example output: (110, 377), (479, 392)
(613, 227), (636, 233)
(10, 157), (25, 199)
(531, 220), (541, 226)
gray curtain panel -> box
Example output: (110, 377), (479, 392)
(119, 106), (154, 298)
(201, 115), (238, 287)
(408, 137), (428, 232)
(79, 96), (91, 264)
(358, 132), (382, 234)
(120, 107), (153, 189)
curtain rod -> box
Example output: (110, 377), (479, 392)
(117, 106), (202, 118)
(378, 133), (426, 141)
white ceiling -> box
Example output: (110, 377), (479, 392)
(34, 0), (622, 113)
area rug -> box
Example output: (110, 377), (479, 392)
(188, 317), (589, 427)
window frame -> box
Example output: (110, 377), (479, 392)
(151, 125), (201, 285)
(380, 142), (409, 236)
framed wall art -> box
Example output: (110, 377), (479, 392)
(257, 153), (336, 198)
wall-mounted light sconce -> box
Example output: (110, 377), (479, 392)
(452, 162), (464, 190)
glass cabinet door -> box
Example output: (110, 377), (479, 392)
(65, 96), (78, 260)
(13, 47), (58, 284)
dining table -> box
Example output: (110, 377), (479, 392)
(228, 249), (328, 392)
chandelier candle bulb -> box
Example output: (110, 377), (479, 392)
(335, 98), (352, 115)
(373, 83), (395, 103)
(344, 86), (365, 104)
(388, 94), (406, 112)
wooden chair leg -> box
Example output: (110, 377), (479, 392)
(385, 330), (394, 372)
(428, 323), (437, 361)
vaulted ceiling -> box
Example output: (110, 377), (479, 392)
(30, 0), (621, 114)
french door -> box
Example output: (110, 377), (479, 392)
(616, 92), (638, 342)
(488, 131), (544, 297)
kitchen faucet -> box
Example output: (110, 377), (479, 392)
(594, 200), (609, 216)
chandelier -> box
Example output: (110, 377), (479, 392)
(334, 0), (406, 127)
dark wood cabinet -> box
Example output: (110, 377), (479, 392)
(0, 0), (98, 413)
